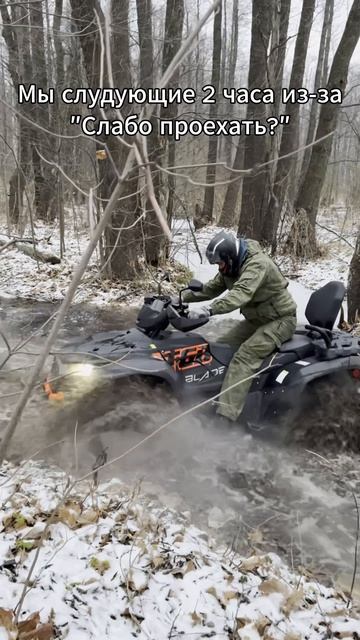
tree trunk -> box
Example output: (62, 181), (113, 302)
(322, 0), (334, 83)
(70, 0), (142, 279)
(53, 0), (65, 92)
(225, 0), (239, 165)
(290, 0), (360, 257)
(136, 0), (166, 266)
(237, 0), (274, 239)
(199, 4), (222, 227)
(1, 3), (32, 226)
(160, 0), (184, 227)
(51, 0), (65, 226)
(29, 1), (58, 221)
(273, 0), (291, 115)
(219, 138), (244, 227)
(348, 231), (360, 323)
(265, 0), (315, 248)
(299, 0), (334, 180)
(261, 0), (291, 246)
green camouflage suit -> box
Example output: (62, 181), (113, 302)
(183, 240), (297, 421)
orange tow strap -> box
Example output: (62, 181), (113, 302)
(43, 377), (65, 402)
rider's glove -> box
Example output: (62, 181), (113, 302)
(188, 306), (212, 319)
(170, 295), (180, 306)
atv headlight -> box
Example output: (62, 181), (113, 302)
(70, 363), (96, 378)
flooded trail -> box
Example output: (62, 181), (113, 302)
(0, 296), (359, 597)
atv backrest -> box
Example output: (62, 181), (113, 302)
(305, 281), (345, 331)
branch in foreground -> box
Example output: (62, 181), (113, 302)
(0, 0), (222, 461)
(0, 149), (135, 461)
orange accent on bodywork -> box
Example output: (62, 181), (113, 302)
(151, 343), (213, 372)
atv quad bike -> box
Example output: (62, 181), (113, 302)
(48, 279), (360, 445)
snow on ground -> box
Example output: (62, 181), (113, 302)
(1, 209), (359, 638)
(276, 207), (358, 292)
(0, 207), (357, 308)
(0, 460), (359, 640)
(0, 217), (154, 306)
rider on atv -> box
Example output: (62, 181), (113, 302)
(183, 231), (297, 422)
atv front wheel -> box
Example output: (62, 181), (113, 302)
(50, 375), (179, 438)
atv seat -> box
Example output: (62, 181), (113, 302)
(279, 334), (314, 359)
(305, 281), (345, 330)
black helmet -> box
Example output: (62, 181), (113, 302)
(205, 231), (248, 276)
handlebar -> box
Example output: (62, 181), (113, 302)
(137, 293), (209, 335)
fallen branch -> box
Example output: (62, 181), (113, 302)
(0, 234), (60, 264)
(315, 222), (356, 249)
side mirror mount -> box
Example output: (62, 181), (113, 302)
(178, 279), (203, 308)
(187, 279), (203, 292)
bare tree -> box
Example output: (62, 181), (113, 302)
(220, 0), (286, 231)
(223, 0), (239, 167)
(70, 0), (143, 278)
(237, 0), (274, 239)
(300, 0), (334, 179)
(160, 0), (184, 226)
(290, 0), (360, 257)
(272, 0), (291, 116)
(1, 3), (33, 225)
(137, 0), (166, 266)
(29, 1), (58, 221)
(265, 0), (316, 248)
(197, 3), (222, 228)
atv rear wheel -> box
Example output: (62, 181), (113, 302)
(282, 371), (360, 453)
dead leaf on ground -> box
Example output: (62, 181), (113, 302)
(76, 509), (100, 526)
(327, 607), (351, 617)
(17, 612), (40, 635)
(190, 611), (203, 626)
(56, 501), (82, 528)
(0, 608), (17, 635)
(259, 578), (289, 597)
(222, 590), (238, 603)
(19, 622), (54, 640)
(280, 634), (301, 640)
(152, 555), (166, 569)
(255, 615), (271, 634)
(206, 586), (218, 600)
(234, 617), (251, 631)
(3, 512), (34, 532)
(248, 529), (264, 546)
(240, 555), (270, 573)
(282, 587), (305, 617)
(172, 559), (196, 577)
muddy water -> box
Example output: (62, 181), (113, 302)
(1, 297), (359, 596)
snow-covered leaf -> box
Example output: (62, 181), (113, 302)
(241, 555), (270, 573)
(282, 587), (305, 616)
(260, 578), (289, 597)
(248, 528), (264, 546)
(127, 568), (148, 592)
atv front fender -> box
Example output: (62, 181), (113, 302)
(95, 356), (179, 389)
